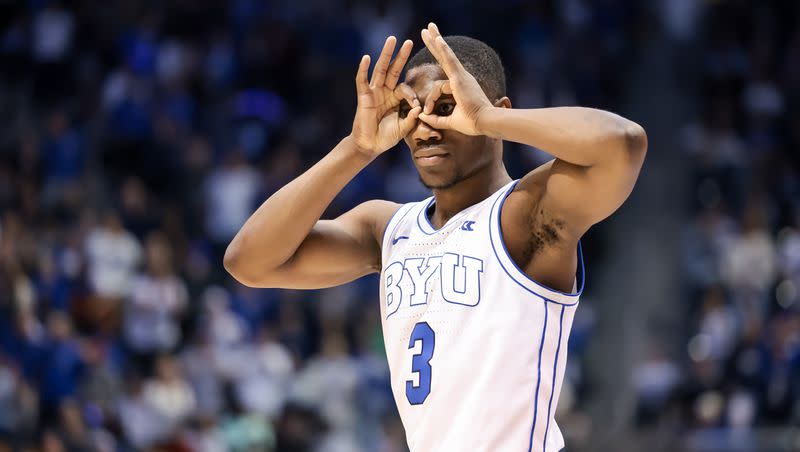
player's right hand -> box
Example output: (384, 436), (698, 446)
(350, 36), (422, 157)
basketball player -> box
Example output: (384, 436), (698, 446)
(224, 22), (646, 452)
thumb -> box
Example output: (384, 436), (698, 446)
(418, 112), (452, 130)
(399, 106), (423, 135)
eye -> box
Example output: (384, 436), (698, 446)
(436, 102), (455, 116)
(398, 101), (411, 119)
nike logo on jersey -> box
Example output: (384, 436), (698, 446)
(460, 221), (476, 231)
(383, 253), (484, 318)
(392, 235), (410, 245)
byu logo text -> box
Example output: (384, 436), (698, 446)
(384, 253), (484, 317)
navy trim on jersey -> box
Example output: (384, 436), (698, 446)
(415, 193), (499, 236)
(543, 305), (565, 452)
(528, 302), (548, 452)
(416, 197), (438, 235)
(488, 180), (586, 306)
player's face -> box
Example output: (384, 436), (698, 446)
(401, 65), (496, 190)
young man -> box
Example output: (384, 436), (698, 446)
(224, 22), (646, 452)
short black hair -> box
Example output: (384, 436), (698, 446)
(406, 35), (506, 102)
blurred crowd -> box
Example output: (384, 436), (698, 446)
(0, 0), (644, 451)
(633, 0), (800, 448)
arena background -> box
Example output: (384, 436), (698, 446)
(0, 0), (798, 451)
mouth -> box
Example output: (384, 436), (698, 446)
(414, 146), (450, 167)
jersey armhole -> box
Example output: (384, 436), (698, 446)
(380, 203), (415, 256)
(489, 180), (586, 306)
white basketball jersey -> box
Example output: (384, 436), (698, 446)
(379, 179), (585, 452)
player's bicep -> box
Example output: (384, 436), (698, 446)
(539, 150), (645, 236)
(259, 200), (399, 289)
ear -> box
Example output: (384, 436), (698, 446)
(494, 96), (512, 109)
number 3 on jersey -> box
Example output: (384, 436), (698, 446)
(406, 322), (435, 405)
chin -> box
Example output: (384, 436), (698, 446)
(417, 160), (491, 190)
(418, 171), (462, 190)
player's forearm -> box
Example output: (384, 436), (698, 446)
(224, 135), (374, 276)
(477, 106), (646, 167)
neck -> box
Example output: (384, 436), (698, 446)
(429, 160), (511, 229)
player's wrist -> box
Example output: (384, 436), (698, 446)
(475, 106), (502, 139)
(343, 134), (380, 161)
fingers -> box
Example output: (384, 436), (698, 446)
(370, 36), (397, 88)
(418, 111), (451, 130)
(355, 54), (371, 95)
(423, 80), (449, 114)
(420, 29), (440, 63)
(399, 106), (423, 135)
(440, 81), (453, 95)
(434, 35), (466, 77)
(420, 25), (444, 67)
(386, 39), (413, 89)
(421, 22), (465, 79)
(394, 83), (420, 109)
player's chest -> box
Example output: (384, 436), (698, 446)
(381, 236), (489, 319)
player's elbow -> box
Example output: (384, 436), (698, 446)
(223, 242), (239, 271)
(224, 261), (269, 288)
(622, 122), (648, 157)
(223, 241), (259, 287)
(223, 240), (284, 288)
(223, 242), (245, 279)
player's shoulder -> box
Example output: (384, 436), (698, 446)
(513, 158), (555, 197)
(502, 159), (554, 221)
(355, 199), (404, 220)
(351, 199), (405, 244)
(502, 159), (575, 249)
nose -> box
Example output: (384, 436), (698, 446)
(411, 119), (442, 145)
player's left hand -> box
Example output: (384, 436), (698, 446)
(418, 22), (494, 136)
